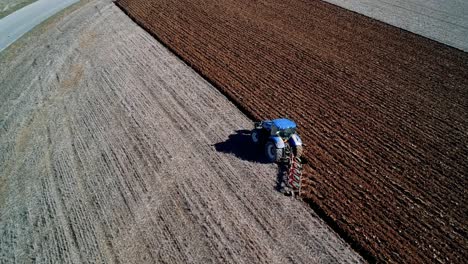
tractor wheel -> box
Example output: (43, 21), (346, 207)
(251, 129), (261, 144)
(293, 145), (303, 158)
(265, 141), (282, 162)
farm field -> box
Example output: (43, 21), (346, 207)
(323, 0), (468, 51)
(0, 0), (363, 263)
(116, 0), (468, 262)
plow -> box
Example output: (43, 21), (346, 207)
(251, 118), (303, 196)
(287, 155), (303, 194)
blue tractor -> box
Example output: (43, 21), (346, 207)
(251, 118), (303, 162)
(251, 118), (303, 194)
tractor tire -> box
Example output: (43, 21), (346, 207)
(251, 129), (261, 144)
(294, 145), (303, 158)
(265, 141), (282, 162)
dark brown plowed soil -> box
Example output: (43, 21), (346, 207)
(116, 0), (468, 262)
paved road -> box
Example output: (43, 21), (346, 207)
(323, 0), (468, 51)
(0, 0), (363, 263)
(0, 0), (79, 52)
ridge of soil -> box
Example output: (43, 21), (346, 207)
(116, 0), (468, 262)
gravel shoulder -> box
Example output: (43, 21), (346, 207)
(323, 0), (468, 51)
(0, 0), (362, 263)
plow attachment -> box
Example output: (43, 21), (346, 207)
(287, 156), (302, 196)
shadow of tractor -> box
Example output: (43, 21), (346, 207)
(214, 129), (270, 164)
(214, 129), (288, 193)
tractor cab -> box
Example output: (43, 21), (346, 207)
(257, 118), (297, 138)
(270, 118), (297, 139)
(251, 118), (303, 162)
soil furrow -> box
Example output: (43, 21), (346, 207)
(115, 0), (468, 262)
(0, 1), (362, 263)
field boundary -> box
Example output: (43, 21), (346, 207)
(115, 0), (468, 262)
(114, 1), (376, 262)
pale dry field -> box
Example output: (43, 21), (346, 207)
(323, 0), (468, 51)
(0, 0), (363, 263)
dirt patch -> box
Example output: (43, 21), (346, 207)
(79, 31), (97, 49)
(60, 63), (84, 94)
(116, 0), (468, 262)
